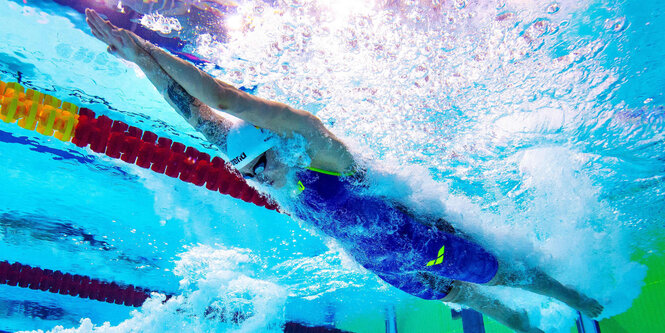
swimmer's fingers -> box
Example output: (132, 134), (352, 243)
(85, 14), (103, 41)
(87, 18), (109, 43)
(87, 10), (129, 52)
(86, 9), (108, 30)
(86, 9), (120, 44)
(89, 20), (122, 51)
(101, 14), (117, 32)
(86, 10), (112, 43)
(85, 9), (107, 36)
(88, 23), (104, 42)
(112, 29), (142, 51)
(86, 9), (143, 61)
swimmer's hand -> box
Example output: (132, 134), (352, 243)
(85, 9), (145, 62)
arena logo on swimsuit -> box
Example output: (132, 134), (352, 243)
(426, 245), (445, 266)
(230, 152), (247, 165)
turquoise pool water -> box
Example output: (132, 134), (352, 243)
(0, 0), (663, 332)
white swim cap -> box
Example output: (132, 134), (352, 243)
(226, 120), (278, 170)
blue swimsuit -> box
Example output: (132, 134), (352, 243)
(293, 169), (499, 300)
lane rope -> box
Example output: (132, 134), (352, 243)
(0, 260), (347, 332)
(0, 80), (280, 211)
(0, 260), (166, 307)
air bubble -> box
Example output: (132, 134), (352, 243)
(605, 17), (627, 33)
(496, 11), (515, 22)
(524, 18), (552, 38)
(139, 12), (182, 34)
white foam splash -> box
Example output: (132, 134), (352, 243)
(32, 245), (287, 333)
(139, 13), (182, 35)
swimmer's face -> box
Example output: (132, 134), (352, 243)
(239, 149), (288, 188)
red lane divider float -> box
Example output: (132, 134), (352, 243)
(0, 260), (168, 307)
(72, 108), (280, 211)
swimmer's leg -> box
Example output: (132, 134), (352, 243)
(487, 263), (603, 318)
(437, 279), (543, 333)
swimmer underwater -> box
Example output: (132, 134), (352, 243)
(85, 9), (603, 333)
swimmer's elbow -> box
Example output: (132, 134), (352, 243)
(215, 84), (279, 120)
(254, 105), (312, 137)
(286, 109), (324, 136)
(214, 82), (241, 112)
(211, 83), (319, 136)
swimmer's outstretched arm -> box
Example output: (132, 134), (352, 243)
(86, 9), (355, 172)
(86, 9), (231, 151)
(136, 39), (312, 135)
(135, 37), (356, 172)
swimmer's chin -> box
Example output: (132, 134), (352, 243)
(255, 176), (285, 189)
(269, 177), (286, 188)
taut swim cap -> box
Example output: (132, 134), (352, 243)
(226, 120), (277, 170)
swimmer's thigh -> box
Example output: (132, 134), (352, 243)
(375, 271), (453, 300)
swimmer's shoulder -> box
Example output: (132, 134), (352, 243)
(308, 140), (356, 175)
(292, 117), (356, 174)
